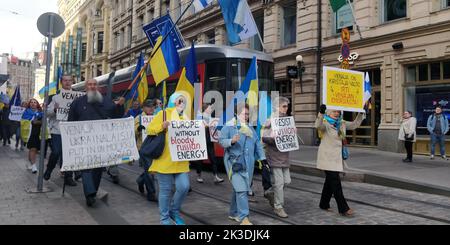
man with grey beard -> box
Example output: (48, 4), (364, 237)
(68, 79), (125, 207)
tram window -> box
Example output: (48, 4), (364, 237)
(206, 61), (227, 93)
(230, 60), (251, 91)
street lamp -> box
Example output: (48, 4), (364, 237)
(296, 55), (305, 94)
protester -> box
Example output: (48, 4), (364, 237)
(261, 97), (291, 218)
(219, 103), (267, 225)
(21, 98), (45, 174)
(193, 103), (224, 184)
(1, 103), (11, 146)
(427, 105), (449, 160)
(147, 93), (190, 225)
(68, 79), (125, 207)
(43, 74), (78, 186)
(153, 99), (163, 115)
(125, 100), (143, 118)
(399, 110), (417, 163)
(135, 99), (157, 202)
(315, 104), (365, 216)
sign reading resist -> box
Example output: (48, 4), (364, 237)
(60, 117), (140, 172)
(57, 90), (85, 121)
(271, 116), (300, 152)
(168, 120), (208, 162)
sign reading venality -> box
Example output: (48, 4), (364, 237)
(56, 90), (85, 121)
(60, 117), (139, 172)
(168, 120), (207, 162)
(271, 117), (299, 152)
(9, 106), (26, 122)
(140, 115), (154, 143)
(323, 66), (365, 113)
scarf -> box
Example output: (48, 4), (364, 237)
(324, 115), (342, 132)
(22, 109), (42, 121)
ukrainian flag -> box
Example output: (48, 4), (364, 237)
(150, 21), (181, 86)
(39, 81), (58, 99)
(125, 53), (145, 110)
(175, 44), (198, 119)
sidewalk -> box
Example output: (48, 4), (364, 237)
(290, 145), (450, 197)
(0, 145), (97, 225)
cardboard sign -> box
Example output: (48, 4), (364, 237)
(9, 106), (26, 122)
(168, 120), (207, 162)
(208, 118), (221, 143)
(271, 117), (299, 152)
(56, 90), (85, 121)
(60, 117), (139, 172)
(140, 115), (154, 143)
(323, 66), (365, 113)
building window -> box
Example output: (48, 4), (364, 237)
(97, 32), (104, 54)
(334, 0), (354, 34)
(282, 2), (297, 47)
(383, 0), (407, 22)
(97, 67), (102, 77)
(127, 24), (132, 47)
(207, 31), (215, 44)
(251, 13), (264, 51)
(161, 0), (170, 16)
(147, 8), (154, 22)
(138, 15), (145, 39)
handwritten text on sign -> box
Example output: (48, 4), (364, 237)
(57, 90), (85, 121)
(140, 115), (154, 143)
(9, 106), (26, 122)
(168, 120), (207, 162)
(323, 66), (365, 113)
(60, 117), (139, 172)
(271, 117), (299, 152)
(209, 118), (221, 143)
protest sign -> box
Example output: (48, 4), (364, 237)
(140, 115), (154, 143)
(168, 120), (207, 162)
(60, 117), (139, 172)
(323, 66), (365, 113)
(9, 106), (26, 122)
(271, 116), (299, 152)
(56, 90), (85, 121)
(208, 118), (221, 143)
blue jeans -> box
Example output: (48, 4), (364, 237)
(229, 190), (249, 222)
(431, 133), (446, 156)
(156, 173), (190, 225)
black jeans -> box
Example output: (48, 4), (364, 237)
(194, 129), (219, 176)
(404, 141), (413, 160)
(136, 154), (156, 197)
(319, 171), (350, 214)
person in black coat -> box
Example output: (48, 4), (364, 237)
(68, 79), (125, 207)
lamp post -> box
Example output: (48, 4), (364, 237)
(296, 55), (305, 94)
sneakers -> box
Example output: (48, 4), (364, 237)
(228, 216), (240, 223)
(196, 176), (204, 183)
(430, 155), (435, 160)
(64, 178), (77, 187)
(442, 155), (448, 160)
(264, 190), (275, 208)
(240, 217), (253, 225)
(170, 215), (186, 225)
(214, 175), (224, 184)
(43, 170), (51, 181)
(274, 208), (288, 218)
(31, 164), (38, 174)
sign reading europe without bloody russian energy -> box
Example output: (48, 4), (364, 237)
(323, 66), (365, 113)
(271, 116), (300, 152)
(60, 117), (140, 172)
(140, 115), (154, 143)
(56, 89), (85, 121)
(168, 120), (208, 162)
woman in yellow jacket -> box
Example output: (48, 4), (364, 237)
(147, 93), (190, 225)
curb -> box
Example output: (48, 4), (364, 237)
(290, 160), (450, 198)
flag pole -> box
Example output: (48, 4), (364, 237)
(121, 0), (196, 98)
(346, 0), (363, 39)
(244, 0), (266, 52)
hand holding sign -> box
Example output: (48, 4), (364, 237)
(271, 117), (300, 152)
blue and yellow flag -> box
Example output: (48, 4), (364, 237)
(175, 44), (198, 119)
(39, 81), (58, 99)
(150, 22), (181, 86)
(125, 53), (145, 111)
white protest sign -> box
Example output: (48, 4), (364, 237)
(271, 116), (299, 152)
(60, 117), (139, 172)
(168, 120), (208, 162)
(56, 90), (85, 121)
(208, 118), (221, 143)
(141, 115), (154, 143)
(9, 106), (26, 122)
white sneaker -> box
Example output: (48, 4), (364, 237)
(31, 164), (38, 174)
(196, 177), (204, 183)
(26, 162), (33, 170)
(443, 155), (448, 160)
(430, 155), (435, 160)
(214, 175), (224, 183)
(228, 216), (240, 222)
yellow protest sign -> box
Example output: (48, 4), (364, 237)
(323, 66), (365, 113)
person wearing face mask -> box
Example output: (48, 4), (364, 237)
(427, 105), (449, 160)
(146, 93), (190, 225)
(399, 111), (417, 163)
(219, 103), (267, 225)
(68, 79), (125, 207)
(315, 104), (365, 217)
